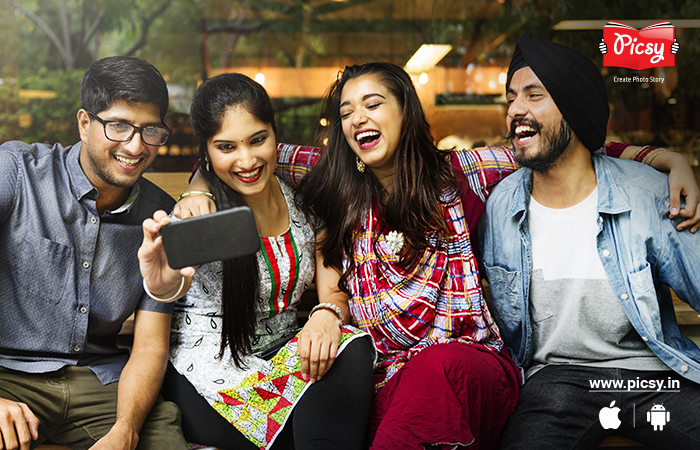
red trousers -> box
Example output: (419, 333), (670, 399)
(369, 343), (521, 450)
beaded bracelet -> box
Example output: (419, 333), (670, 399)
(143, 277), (185, 303)
(309, 303), (344, 325)
(177, 191), (216, 202)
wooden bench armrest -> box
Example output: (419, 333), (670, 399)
(672, 290), (700, 325)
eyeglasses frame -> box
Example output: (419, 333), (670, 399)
(86, 111), (172, 146)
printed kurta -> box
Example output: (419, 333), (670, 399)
(169, 178), (369, 449)
(169, 179), (316, 405)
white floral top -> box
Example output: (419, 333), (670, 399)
(169, 178), (317, 405)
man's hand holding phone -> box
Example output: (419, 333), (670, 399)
(138, 207), (260, 303)
(138, 210), (195, 303)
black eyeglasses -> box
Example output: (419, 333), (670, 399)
(87, 111), (172, 146)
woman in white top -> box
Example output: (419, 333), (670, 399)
(138, 73), (373, 450)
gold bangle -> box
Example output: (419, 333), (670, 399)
(630, 145), (652, 162)
(177, 191), (216, 202)
(642, 147), (667, 166)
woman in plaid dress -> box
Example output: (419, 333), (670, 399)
(295, 62), (522, 450)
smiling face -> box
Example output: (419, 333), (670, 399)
(506, 66), (573, 172)
(339, 73), (403, 182)
(206, 105), (277, 203)
(78, 99), (161, 192)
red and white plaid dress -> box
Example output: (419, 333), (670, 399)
(277, 143), (520, 387)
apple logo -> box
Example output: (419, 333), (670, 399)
(599, 400), (622, 429)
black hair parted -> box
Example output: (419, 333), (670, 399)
(189, 72), (276, 144)
(80, 56), (169, 120)
(189, 72), (277, 368)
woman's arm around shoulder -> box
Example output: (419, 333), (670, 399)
(274, 143), (323, 187)
(612, 143), (699, 232)
(450, 145), (519, 201)
(172, 169), (217, 219)
(138, 210), (195, 302)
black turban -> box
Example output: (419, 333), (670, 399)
(506, 34), (609, 153)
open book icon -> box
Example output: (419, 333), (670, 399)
(603, 21), (675, 70)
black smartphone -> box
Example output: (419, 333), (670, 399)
(160, 206), (260, 269)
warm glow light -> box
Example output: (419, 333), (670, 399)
(404, 44), (452, 74)
(418, 73), (429, 84)
(19, 89), (57, 99)
(255, 73), (265, 85)
(323, 137), (329, 146)
(18, 113), (32, 128)
(319, 118), (328, 127)
(464, 66), (510, 95)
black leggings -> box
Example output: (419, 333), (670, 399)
(162, 337), (375, 450)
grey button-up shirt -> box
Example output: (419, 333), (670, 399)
(0, 140), (175, 384)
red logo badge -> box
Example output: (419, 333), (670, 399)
(600, 21), (678, 70)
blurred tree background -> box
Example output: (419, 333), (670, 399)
(0, 0), (196, 144)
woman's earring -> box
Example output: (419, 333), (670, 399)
(205, 155), (210, 172)
(356, 156), (365, 173)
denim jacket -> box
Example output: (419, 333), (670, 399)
(479, 155), (700, 384)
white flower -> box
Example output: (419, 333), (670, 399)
(384, 230), (404, 254)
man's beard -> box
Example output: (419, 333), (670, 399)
(508, 118), (573, 172)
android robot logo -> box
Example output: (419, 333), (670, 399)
(646, 404), (670, 431)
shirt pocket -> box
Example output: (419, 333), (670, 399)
(18, 231), (73, 304)
(627, 263), (661, 338)
(483, 264), (523, 326)
(529, 269), (554, 323)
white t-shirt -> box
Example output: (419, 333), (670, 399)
(526, 187), (666, 378)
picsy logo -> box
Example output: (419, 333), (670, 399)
(599, 21), (679, 70)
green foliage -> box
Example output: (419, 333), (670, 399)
(0, 79), (20, 142)
(131, 0), (203, 86)
(274, 99), (324, 146)
(16, 68), (83, 145)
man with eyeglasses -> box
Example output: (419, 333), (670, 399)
(0, 56), (188, 450)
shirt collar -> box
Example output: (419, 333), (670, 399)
(67, 141), (142, 215)
(508, 155), (632, 218)
(592, 154), (632, 215)
(508, 168), (533, 218)
(105, 182), (140, 215)
(67, 142), (98, 202)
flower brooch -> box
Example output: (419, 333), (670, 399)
(384, 230), (405, 255)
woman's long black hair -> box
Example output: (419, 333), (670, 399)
(189, 73), (277, 368)
(296, 62), (456, 291)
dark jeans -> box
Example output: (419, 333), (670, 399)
(498, 365), (700, 449)
(162, 337), (375, 450)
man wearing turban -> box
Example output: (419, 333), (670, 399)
(480, 34), (700, 448)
